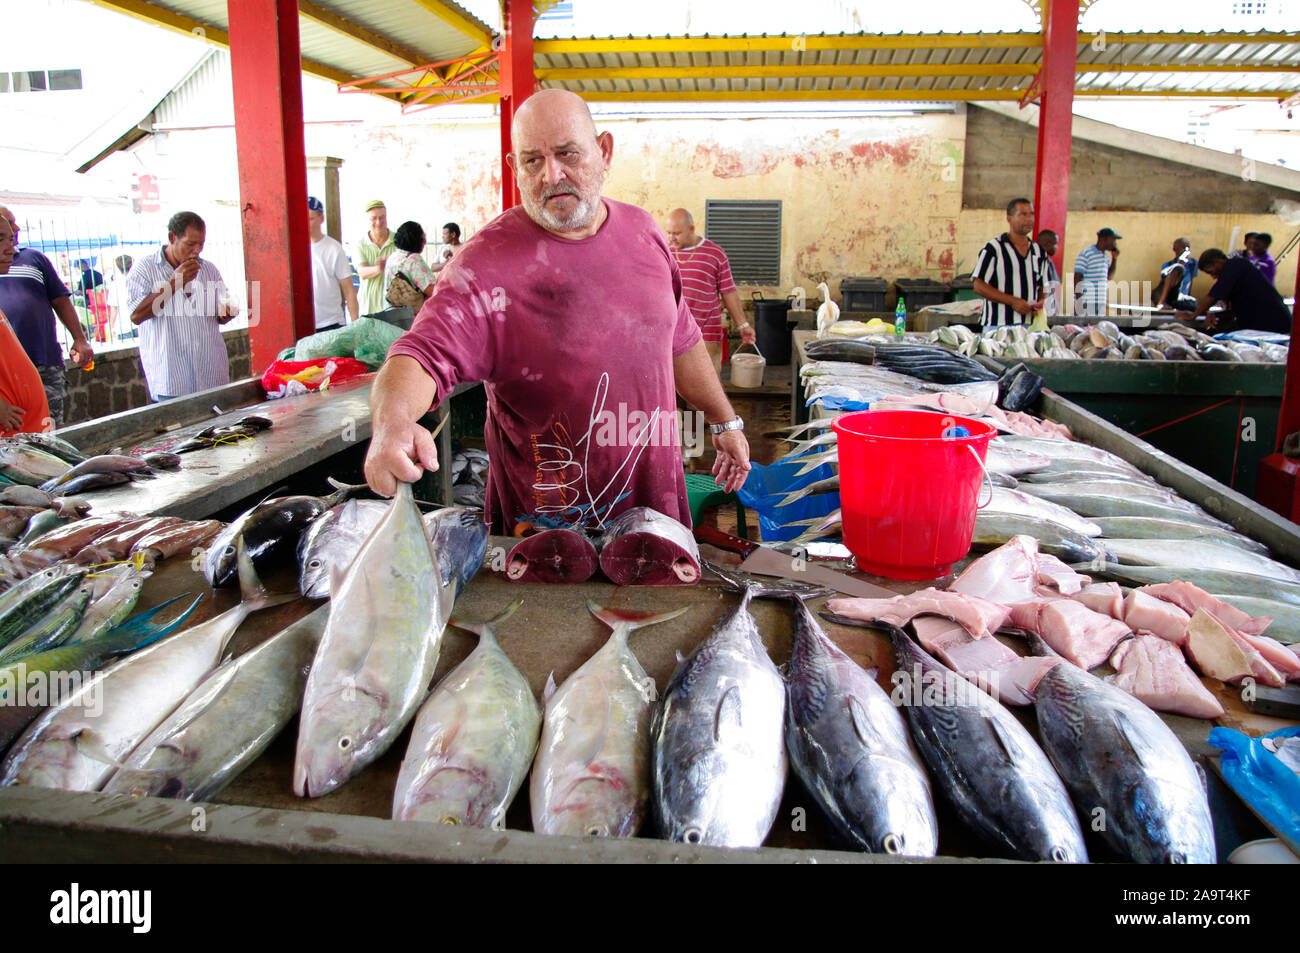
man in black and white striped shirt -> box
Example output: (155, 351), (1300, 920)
(972, 197), (1052, 329)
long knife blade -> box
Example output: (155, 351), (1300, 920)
(737, 546), (896, 598)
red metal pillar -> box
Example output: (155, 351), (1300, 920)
(1033, 0), (1079, 280)
(1255, 264), (1300, 517)
(228, 0), (314, 371)
(498, 0), (536, 210)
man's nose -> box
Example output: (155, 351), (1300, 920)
(540, 155), (569, 186)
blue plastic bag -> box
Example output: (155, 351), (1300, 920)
(737, 448), (839, 543)
(1207, 725), (1300, 855)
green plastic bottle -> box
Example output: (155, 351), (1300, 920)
(894, 296), (906, 336)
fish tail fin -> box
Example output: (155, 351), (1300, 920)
(325, 476), (371, 506)
(586, 599), (688, 638)
(236, 538), (296, 614)
(99, 593), (203, 655)
(451, 598), (523, 641)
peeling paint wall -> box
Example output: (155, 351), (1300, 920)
(957, 209), (1297, 303)
(600, 113), (966, 293)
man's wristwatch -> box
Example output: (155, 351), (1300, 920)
(737, 322), (751, 331)
(709, 416), (744, 434)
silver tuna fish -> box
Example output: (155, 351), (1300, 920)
(392, 600), (538, 827)
(102, 605), (330, 802)
(786, 598), (938, 856)
(294, 481), (447, 798)
(531, 600), (685, 839)
(1, 542), (289, 792)
(883, 624), (1088, 862)
(1032, 658), (1216, 863)
(651, 587), (787, 848)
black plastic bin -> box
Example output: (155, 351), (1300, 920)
(894, 278), (952, 311)
(840, 277), (889, 312)
(752, 291), (795, 365)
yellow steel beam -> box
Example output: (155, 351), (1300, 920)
(564, 86), (1291, 102)
(84, 0), (399, 95)
(298, 1), (429, 68)
(535, 31), (1297, 56)
(1078, 62), (1300, 73)
(535, 34), (1043, 54)
(539, 62), (1298, 82)
(538, 63), (1039, 80)
(410, 0), (496, 48)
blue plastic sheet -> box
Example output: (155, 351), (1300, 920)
(1207, 725), (1300, 855)
(807, 395), (871, 412)
(737, 448), (839, 543)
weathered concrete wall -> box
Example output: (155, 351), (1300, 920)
(956, 209), (1298, 304)
(62, 329), (251, 427)
(963, 105), (1297, 214)
(602, 114), (966, 291)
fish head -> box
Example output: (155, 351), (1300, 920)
(299, 553), (331, 600)
(294, 685), (388, 798)
(396, 765), (504, 829)
(539, 766), (643, 839)
(657, 749), (736, 847)
(107, 743), (193, 799)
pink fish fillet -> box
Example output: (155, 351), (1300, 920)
(949, 535), (1039, 605)
(1007, 599), (1132, 670)
(1138, 582), (1272, 638)
(1238, 631), (1300, 683)
(1035, 554), (1091, 596)
(910, 616), (1060, 706)
(1109, 635), (1225, 720)
(1072, 582), (1124, 620)
(826, 588), (1011, 641)
(1122, 589), (1191, 645)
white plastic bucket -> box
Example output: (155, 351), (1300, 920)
(730, 343), (765, 388)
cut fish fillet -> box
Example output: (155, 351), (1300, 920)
(1139, 582), (1272, 637)
(1072, 582), (1124, 620)
(1109, 635), (1224, 720)
(910, 616), (1060, 706)
(1006, 599), (1132, 670)
(1122, 589), (1191, 645)
(826, 588), (1011, 641)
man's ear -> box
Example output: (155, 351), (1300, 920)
(505, 153), (518, 174)
(597, 130), (614, 167)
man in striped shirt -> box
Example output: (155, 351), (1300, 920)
(972, 198), (1050, 328)
(665, 208), (755, 373)
(1073, 227), (1120, 317)
(125, 211), (240, 401)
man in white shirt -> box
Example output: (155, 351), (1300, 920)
(126, 211), (240, 402)
(308, 196), (359, 332)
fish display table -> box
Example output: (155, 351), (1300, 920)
(51, 376), (481, 519)
(0, 535), (1275, 863)
(1017, 359), (1282, 498)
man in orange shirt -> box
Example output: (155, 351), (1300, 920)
(0, 214), (50, 435)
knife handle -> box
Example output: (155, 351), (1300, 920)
(693, 525), (759, 557)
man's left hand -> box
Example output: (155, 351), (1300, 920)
(70, 340), (94, 369)
(739, 323), (757, 347)
(711, 430), (752, 494)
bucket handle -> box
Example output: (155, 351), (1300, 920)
(967, 445), (994, 509)
(735, 340), (766, 362)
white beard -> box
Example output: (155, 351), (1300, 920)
(524, 170), (605, 233)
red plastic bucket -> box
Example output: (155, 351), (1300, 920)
(831, 410), (996, 580)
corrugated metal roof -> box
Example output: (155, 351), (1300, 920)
(531, 31), (1300, 101)
(80, 6), (1298, 105)
(88, 0), (497, 95)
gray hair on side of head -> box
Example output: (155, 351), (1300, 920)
(167, 210), (205, 238)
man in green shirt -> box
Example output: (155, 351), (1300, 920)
(354, 199), (396, 316)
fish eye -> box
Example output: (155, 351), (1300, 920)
(308, 559), (321, 570)
(586, 825), (607, 837)
(882, 834), (904, 855)
(441, 816), (460, 825)
(683, 828), (703, 845)
(1050, 846), (1069, 863)
(338, 737), (351, 750)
